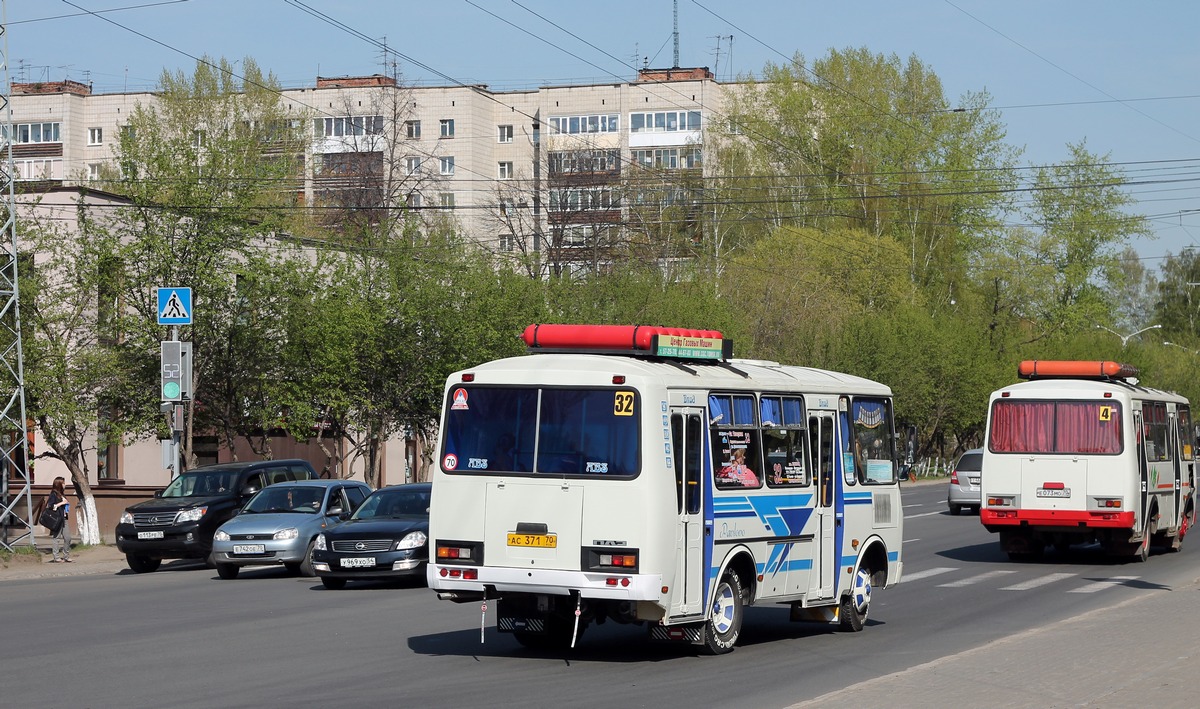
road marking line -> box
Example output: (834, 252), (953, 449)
(903, 566), (957, 582)
(902, 503), (924, 508)
(1000, 572), (1076, 591)
(1069, 575), (1139, 594)
(938, 570), (1017, 587)
(903, 538), (920, 543)
(906, 511), (943, 519)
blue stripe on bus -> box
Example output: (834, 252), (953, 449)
(887, 550), (899, 561)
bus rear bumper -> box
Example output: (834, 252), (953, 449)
(981, 508), (1134, 530)
(428, 564), (665, 601)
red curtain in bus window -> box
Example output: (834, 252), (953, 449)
(990, 401), (1055, 453)
(1055, 401), (1122, 454)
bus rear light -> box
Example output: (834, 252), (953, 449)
(463, 569), (478, 580)
(987, 497), (1014, 507)
(435, 541), (482, 564)
(1097, 498), (1122, 508)
(612, 375), (626, 384)
(1042, 482), (1065, 490)
(584, 547), (640, 573)
(606, 578), (617, 586)
(993, 510), (1017, 519)
(461, 373), (475, 382)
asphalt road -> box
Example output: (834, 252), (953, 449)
(3, 481), (1197, 709)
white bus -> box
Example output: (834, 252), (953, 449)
(980, 360), (1197, 561)
(427, 324), (904, 653)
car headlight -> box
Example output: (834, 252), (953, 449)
(176, 507), (207, 523)
(213, 530), (230, 542)
(395, 531), (427, 550)
(315, 534), (327, 551)
(120, 511), (133, 525)
(273, 527), (299, 541)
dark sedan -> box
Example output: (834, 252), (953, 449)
(310, 483), (430, 589)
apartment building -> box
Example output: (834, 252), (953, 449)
(8, 67), (725, 268)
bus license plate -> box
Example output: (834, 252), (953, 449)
(233, 544), (265, 555)
(1036, 488), (1071, 498)
(507, 533), (557, 548)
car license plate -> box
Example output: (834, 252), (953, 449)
(1036, 487), (1071, 498)
(968, 477), (980, 485)
(233, 544), (265, 555)
(341, 557), (375, 568)
(137, 531), (164, 540)
(507, 533), (557, 548)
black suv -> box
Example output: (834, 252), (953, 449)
(115, 459), (318, 573)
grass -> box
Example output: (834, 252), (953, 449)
(0, 544), (41, 563)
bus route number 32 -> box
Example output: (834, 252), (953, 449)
(614, 391), (635, 417)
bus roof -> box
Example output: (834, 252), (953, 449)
(990, 376), (1187, 404)
(452, 352), (893, 397)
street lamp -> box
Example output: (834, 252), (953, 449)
(1163, 341), (1200, 355)
(1095, 323), (1162, 347)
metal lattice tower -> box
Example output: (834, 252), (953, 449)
(0, 2), (35, 551)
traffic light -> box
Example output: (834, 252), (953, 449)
(161, 341), (182, 401)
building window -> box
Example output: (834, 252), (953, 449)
(548, 114), (619, 135)
(2, 122), (62, 144)
(549, 150), (620, 176)
(88, 163), (102, 181)
(87, 127), (103, 146)
(499, 233), (517, 252)
(498, 161), (513, 179)
(499, 198), (516, 217)
(315, 115), (384, 138)
(548, 188), (619, 212)
(406, 157), (422, 175)
(440, 119), (455, 138)
(405, 120), (421, 139)
(407, 192), (423, 208)
(440, 156), (455, 175)
(630, 110), (702, 133)
(498, 125), (514, 143)
(440, 192), (455, 209)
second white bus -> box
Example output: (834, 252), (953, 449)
(980, 360), (1196, 560)
(427, 324), (904, 654)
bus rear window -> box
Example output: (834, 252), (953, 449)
(989, 399), (1123, 454)
(441, 386), (640, 476)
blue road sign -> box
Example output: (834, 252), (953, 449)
(157, 287), (193, 325)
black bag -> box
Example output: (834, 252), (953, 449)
(39, 505), (63, 535)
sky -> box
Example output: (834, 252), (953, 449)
(7, 0), (1200, 268)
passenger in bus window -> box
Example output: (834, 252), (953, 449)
(719, 447), (759, 487)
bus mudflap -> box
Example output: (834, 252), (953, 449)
(649, 623), (705, 645)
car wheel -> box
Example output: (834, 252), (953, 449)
(321, 577), (347, 590)
(839, 568), (870, 632)
(948, 504), (961, 516)
(126, 554), (161, 574)
(702, 569), (744, 655)
(299, 539), (317, 577)
(216, 563), (239, 580)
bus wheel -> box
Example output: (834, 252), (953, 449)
(702, 569), (744, 655)
(839, 568), (871, 632)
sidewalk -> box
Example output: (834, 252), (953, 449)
(791, 573), (1200, 708)
(0, 543), (129, 581)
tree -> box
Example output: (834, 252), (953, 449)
(101, 56), (309, 466)
(17, 194), (154, 544)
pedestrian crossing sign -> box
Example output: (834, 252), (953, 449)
(157, 287), (193, 325)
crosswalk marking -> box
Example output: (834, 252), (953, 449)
(903, 566), (958, 582)
(1069, 575), (1139, 594)
(938, 570), (1018, 587)
(1000, 572), (1076, 591)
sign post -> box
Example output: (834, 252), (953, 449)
(157, 288), (193, 477)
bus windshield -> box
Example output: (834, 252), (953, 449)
(989, 399), (1123, 454)
(441, 385), (640, 476)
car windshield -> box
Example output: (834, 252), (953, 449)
(352, 489), (430, 520)
(241, 486), (324, 514)
(160, 470), (235, 498)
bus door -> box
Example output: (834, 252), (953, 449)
(670, 408), (706, 616)
(1170, 407), (1183, 527)
(808, 412), (836, 600)
(1135, 409), (1149, 527)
